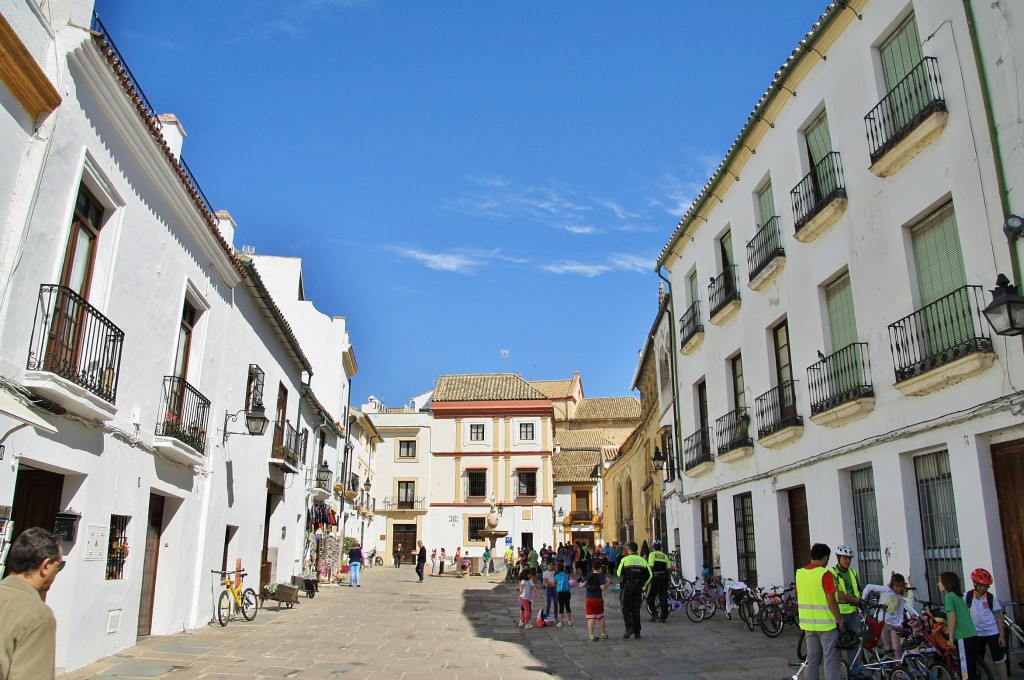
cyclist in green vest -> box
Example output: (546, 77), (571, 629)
(831, 545), (861, 669)
(617, 542), (652, 639)
(797, 543), (845, 680)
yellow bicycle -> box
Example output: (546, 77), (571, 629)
(211, 569), (258, 626)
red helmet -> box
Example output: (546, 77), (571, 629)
(971, 567), (993, 586)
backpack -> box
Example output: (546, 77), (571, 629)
(965, 590), (994, 610)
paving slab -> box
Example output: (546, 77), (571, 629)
(60, 567), (804, 679)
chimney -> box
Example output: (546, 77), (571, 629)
(215, 210), (236, 248)
(157, 114), (186, 159)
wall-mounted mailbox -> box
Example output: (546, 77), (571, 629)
(54, 511), (82, 542)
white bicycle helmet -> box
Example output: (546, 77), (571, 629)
(835, 545), (854, 558)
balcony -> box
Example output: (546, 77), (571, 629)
(715, 408), (753, 462)
(380, 497), (426, 513)
(570, 510), (594, 523)
(888, 285), (994, 396)
(344, 472), (360, 501)
(679, 300), (704, 355)
(708, 266), (741, 325)
(154, 376), (210, 465)
(808, 343), (875, 427)
(791, 151), (846, 242)
(24, 284), (124, 422)
(682, 427), (713, 478)
(866, 57), (947, 177)
(270, 422), (301, 473)
(755, 381), (803, 448)
(746, 217), (785, 291)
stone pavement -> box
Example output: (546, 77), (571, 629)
(60, 566), (804, 680)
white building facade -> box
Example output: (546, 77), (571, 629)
(658, 0), (1024, 605)
(0, 2), (355, 671)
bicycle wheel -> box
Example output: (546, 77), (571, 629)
(217, 590), (231, 626)
(375, 556), (383, 566)
(926, 662), (956, 680)
(241, 588), (259, 621)
(686, 598), (706, 623)
(646, 596), (656, 618)
(742, 601), (755, 631)
(797, 630), (807, 661)
(839, 660), (850, 680)
(760, 604), (784, 638)
(887, 670), (912, 680)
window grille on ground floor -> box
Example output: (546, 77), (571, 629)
(106, 514), (130, 580)
(851, 467), (884, 588)
(915, 450), (962, 604)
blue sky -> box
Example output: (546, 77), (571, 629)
(94, 0), (828, 405)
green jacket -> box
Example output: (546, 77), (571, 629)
(617, 554), (652, 589)
(831, 566), (860, 615)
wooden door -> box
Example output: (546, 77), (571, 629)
(273, 383), (288, 448)
(992, 440), (1024, 600)
(393, 524), (417, 556)
(788, 487), (811, 572)
(261, 491), (274, 587)
(137, 494), (164, 637)
(5, 469), (64, 578)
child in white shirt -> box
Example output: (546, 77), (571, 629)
(861, 572), (909, 656)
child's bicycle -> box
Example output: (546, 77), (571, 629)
(1002, 601), (1024, 673)
(906, 600), (995, 679)
(211, 568), (259, 626)
(759, 584), (797, 638)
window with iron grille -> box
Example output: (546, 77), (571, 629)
(733, 492), (757, 586)
(701, 496), (719, 572)
(915, 450), (962, 603)
(470, 423), (485, 441)
(850, 467), (883, 588)
(517, 470), (537, 496)
(106, 515), (130, 580)
(245, 364), (265, 411)
(467, 470), (486, 498)
(519, 422), (534, 441)
(662, 429), (676, 482)
(468, 516), (486, 542)
(399, 440), (416, 458)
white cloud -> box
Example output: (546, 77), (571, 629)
(608, 253), (653, 273)
(397, 248), (482, 274)
(541, 253), (654, 277)
(541, 262), (612, 277)
(558, 224), (598, 235)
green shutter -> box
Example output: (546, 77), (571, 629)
(826, 274), (858, 352)
(880, 15), (923, 91)
(805, 111), (833, 166)
(720, 230), (734, 268)
(688, 272), (699, 306)
(757, 182), (776, 224)
(912, 203), (969, 357)
(913, 203), (966, 305)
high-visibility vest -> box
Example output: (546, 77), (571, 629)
(796, 566), (837, 632)
(831, 567), (860, 614)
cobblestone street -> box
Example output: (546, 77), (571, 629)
(60, 566), (802, 680)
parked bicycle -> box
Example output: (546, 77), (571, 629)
(211, 568), (258, 626)
(760, 585), (797, 638)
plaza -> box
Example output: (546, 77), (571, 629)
(60, 566), (797, 680)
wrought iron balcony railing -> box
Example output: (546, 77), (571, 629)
(348, 472), (360, 493)
(807, 343), (874, 415)
(708, 266), (740, 318)
(865, 57), (945, 164)
(755, 380), (802, 438)
(715, 407), (752, 455)
(382, 497), (426, 510)
(679, 300), (703, 347)
(746, 217), (784, 281)
(683, 427), (713, 471)
(571, 510), (593, 523)
(156, 376), (211, 453)
(27, 284), (125, 403)
(271, 421), (301, 469)
(887, 285), (992, 383)
(791, 151), (846, 231)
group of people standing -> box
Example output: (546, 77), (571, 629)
(797, 542), (1010, 680)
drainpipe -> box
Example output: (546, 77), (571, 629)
(656, 268), (685, 502)
(962, 0), (1022, 286)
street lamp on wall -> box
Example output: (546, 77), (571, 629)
(651, 446), (666, 472)
(363, 478), (372, 493)
(222, 403), (269, 443)
(984, 273), (1024, 337)
(316, 461), (332, 485)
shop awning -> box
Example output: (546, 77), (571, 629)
(0, 390), (57, 437)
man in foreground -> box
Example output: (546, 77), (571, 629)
(616, 542), (652, 639)
(797, 543), (845, 680)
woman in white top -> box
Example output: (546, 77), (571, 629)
(861, 572), (909, 656)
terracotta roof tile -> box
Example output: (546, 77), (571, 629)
(573, 397), (641, 421)
(433, 373), (548, 402)
(555, 428), (612, 450)
(552, 449), (600, 484)
(529, 379), (574, 399)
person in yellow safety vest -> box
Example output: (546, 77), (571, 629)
(797, 543), (846, 680)
(646, 539), (671, 623)
(617, 542), (652, 639)
(831, 544), (861, 670)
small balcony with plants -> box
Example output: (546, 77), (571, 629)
(715, 407), (753, 462)
(887, 285), (994, 396)
(24, 283), (125, 422)
(807, 343), (875, 427)
(154, 376), (211, 466)
(791, 151), (846, 242)
(708, 266), (741, 325)
(682, 427), (713, 478)
(270, 421), (302, 473)
(679, 300), (704, 355)
(746, 217), (785, 291)
(755, 380), (803, 448)
(865, 57), (946, 177)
